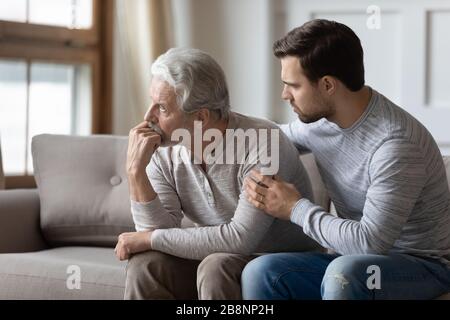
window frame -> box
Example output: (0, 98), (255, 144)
(0, 0), (113, 189)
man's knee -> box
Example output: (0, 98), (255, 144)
(321, 255), (373, 300)
(242, 253), (299, 284)
(242, 255), (274, 282)
(125, 251), (200, 300)
(197, 253), (251, 300)
(125, 250), (177, 299)
(197, 253), (233, 278)
(126, 250), (171, 280)
(241, 254), (285, 299)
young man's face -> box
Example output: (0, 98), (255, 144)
(280, 56), (333, 123)
(144, 78), (187, 147)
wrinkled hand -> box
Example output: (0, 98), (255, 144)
(126, 121), (162, 174)
(114, 231), (152, 261)
(243, 170), (302, 220)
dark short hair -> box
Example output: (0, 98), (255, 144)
(273, 19), (365, 91)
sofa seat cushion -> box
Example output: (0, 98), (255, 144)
(32, 134), (134, 247)
(0, 247), (126, 299)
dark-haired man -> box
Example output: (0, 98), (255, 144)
(242, 19), (450, 300)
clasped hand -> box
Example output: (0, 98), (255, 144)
(243, 169), (302, 220)
(114, 231), (152, 261)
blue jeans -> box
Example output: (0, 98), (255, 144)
(241, 252), (450, 300)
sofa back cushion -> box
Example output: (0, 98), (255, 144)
(299, 153), (330, 211)
(444, 156), (450, 190)
(32, 134), (134, 247)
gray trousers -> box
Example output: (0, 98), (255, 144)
(124, 251), (256, 300)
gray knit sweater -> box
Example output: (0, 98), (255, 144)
(284, 88), (450, 267)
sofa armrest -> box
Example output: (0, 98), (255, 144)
(0, 189), (48, 253)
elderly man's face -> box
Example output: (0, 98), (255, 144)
(144, 78), (187, 147)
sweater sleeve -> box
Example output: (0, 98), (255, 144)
(290, 139), (427, 255)
(130, 153), (184, 232)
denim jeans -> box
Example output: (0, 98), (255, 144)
(241, 252), (450, 300)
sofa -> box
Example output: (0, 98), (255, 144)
(0, 134), (132, 299)
(0, 134), (448, 299)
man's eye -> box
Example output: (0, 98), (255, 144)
(158, 104), (167, 112)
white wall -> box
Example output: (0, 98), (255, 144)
(171, 0), (278, 120)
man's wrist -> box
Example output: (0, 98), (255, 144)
(290, 198), (317, 227)
(287, 195), (302, 219)
(127, 170), (157, 203)
(289, 198), (303, 221)
(127, 167), (147, 180)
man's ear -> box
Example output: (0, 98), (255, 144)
(320, 76), (337, 95)
(196, 108), (211, 127)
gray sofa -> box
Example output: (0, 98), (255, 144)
(0, 134), (132, 299)
(0, 134), (448, 299)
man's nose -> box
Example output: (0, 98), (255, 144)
(144, 105), (158, 123)
(281, 86), (290, 100)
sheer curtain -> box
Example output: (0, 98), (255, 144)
(114, 0), (173, 135)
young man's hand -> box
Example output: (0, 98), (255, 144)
(114, 231), (152, 261)
(244, 169), (302, 220)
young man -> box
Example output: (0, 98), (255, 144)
(242, 19), (450, 300)
(114, 48), (320, 300)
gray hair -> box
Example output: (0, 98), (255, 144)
(151, 47), (230, 120)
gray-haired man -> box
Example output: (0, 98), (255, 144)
(114, 48), (320, 299)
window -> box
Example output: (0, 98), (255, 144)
(0, 0), (113, 188)
(0, 0), (93, 28)
(0, 61), (92, 176)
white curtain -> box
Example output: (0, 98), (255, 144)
(114, 0), (174, 135)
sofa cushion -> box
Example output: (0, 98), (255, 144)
(444, 156), (450, 189)
(435, 154), (450, 299)
(0, 189), (47, 253)
(32, 134), (134, 247)
(0, 247), (126, 299)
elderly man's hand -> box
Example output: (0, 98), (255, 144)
(243, 169), (302, 220)
(126, 121), (162, 175)
(114, 231), (152, 261)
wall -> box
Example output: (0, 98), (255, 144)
(171, 0), (278, 121)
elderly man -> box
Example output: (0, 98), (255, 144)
(114, 48), (320, 300)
